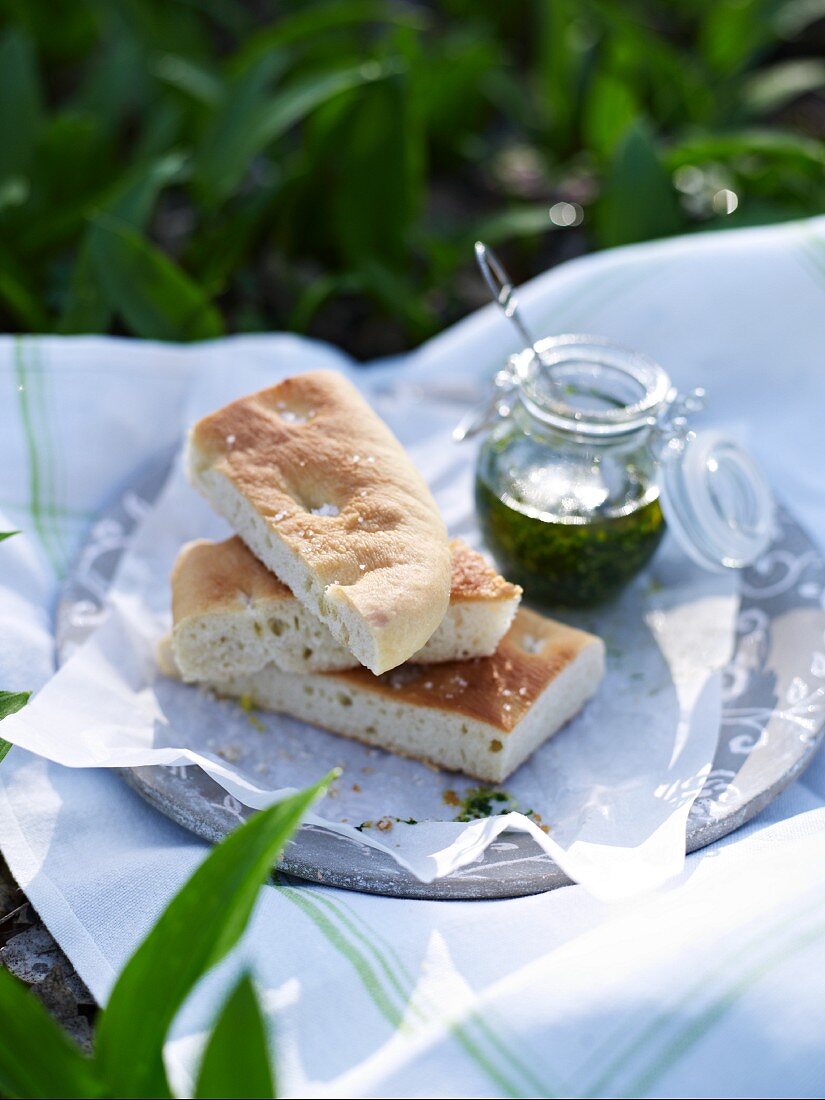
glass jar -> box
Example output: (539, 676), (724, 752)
(469, 335), (773, 608)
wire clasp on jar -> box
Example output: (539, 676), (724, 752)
(650, 386), (707, 458)
(452, 356), (520, 442)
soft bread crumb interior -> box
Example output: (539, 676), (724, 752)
(205, 638), (604, 783)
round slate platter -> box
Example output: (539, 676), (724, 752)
(56, 449), (825, 899)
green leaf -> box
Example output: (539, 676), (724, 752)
(329, 74), (414, 269)
(0, 530), (20, 541)
(34, 111), (109, 207)
(95, 773), (333, 1098)
(595, 118), (683, 249)
(193, 51), (289, 207)
(0, 690), (30, 766)
(152, 53), (223, 106)
(288, 272), (360, 332)
(195, 973), (275, 1100)
(0, 966), (103, 1099)
(582, 70), (640, 160)
(0, 29), (43, 182)
(87, 213), (223, 341)
(232, 0), (425, 74)
(195, 59), (401, 207)
(59, 153), (187, 334)
(465, 205), (556, 248)
(73, 26), (147, 138)
(0, 249), (50, 331)
(0, 689), (29, 717)
(774, 0), (825, 39)
(666, 128), (825, 170)
(533, 0), (595, 151)
(698, 1), (776, 77)
(741, 59), (825, 116)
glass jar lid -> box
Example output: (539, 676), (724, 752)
(660, 430), (774, 572)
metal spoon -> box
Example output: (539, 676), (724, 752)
(474, 241), (546, 367)
(452, 243), (549, 443)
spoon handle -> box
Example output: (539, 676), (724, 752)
(474, 241), (538, 353)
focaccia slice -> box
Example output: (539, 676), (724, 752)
(168, 536), (521, 680)
(186, 370), (451, 674)
(162, 608), (605, 784)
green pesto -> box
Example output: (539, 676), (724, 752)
(454, 786), (517, 822)
(475, 477), (665, 608)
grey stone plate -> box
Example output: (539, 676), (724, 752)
(56, 449), (825, 899)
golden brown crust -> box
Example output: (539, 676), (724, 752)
(330, 607), (598, 734)
(172, 535), (518, 624)
(188, 370), (449, 595)
(171, 537), (290, 624)
(448, 538), (521, 603)
(187, 370), (452, 670)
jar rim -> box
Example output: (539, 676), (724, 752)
(513, 334), (672, 437)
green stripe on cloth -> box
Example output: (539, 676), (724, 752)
(27, 338), (69, 572)
(627, 911), (825, 1097)
(277, 883), (404, 1029)
(323, 890), (563, 1098)
(278, 880), (558, 1098)
(584, 883), (825, 1098)
(13, 337), (64, 574)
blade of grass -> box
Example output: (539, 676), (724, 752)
(94, 774), (334, 1098)
(152, 54), (223, 107)
(194, 974), (275, 1100)
(0, 28), (43, 182)
(596, 118), (682, 248)
(59, 152), (188, 334)
(0, 966), (104, 1099)
(232, 0), (426, 75)
(0, 250), (50, 331)
(0, 690), (30, 765)
(87, 212), (223, 341)
(195, 58), (402, 206)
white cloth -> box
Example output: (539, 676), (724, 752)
(0, 327), (743, 901)
(2, 217), (825, 1097)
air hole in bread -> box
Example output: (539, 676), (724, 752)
(489, 739), (503, 753)
(337, 693), (353, 707)
(302, 647), (313, 660)
(269, 619), (285, 637)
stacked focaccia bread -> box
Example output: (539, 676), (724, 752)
(159, 370), (604, 783)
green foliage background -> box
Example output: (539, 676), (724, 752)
(1, 0), (824, 355)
